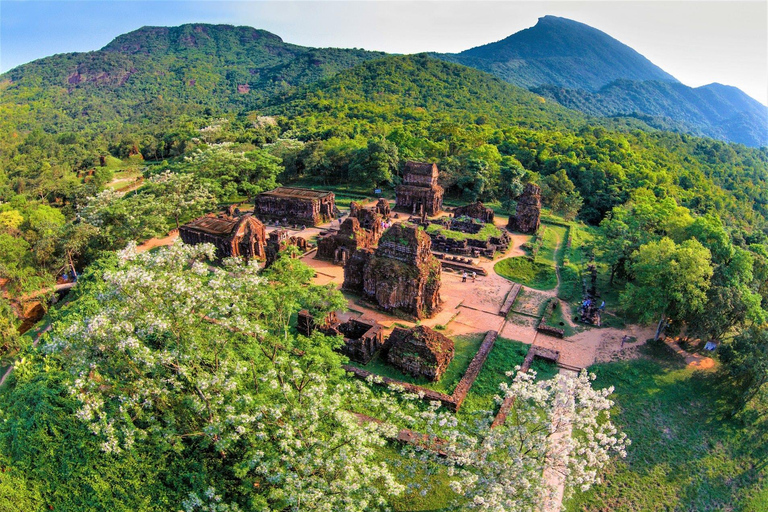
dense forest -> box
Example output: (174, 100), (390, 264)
(1, 23), (767, 511)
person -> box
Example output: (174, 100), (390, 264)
(471, 271), (477, 282)
(600, 300), (606, 310)
(462, 271), (467, 283)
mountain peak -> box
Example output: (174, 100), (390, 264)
(450, 16), (677, 91)
(102, 23), (285, 54)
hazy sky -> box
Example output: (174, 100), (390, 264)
(1, 1), (766, 105)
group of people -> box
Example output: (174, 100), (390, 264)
(461, 271), (477, 283)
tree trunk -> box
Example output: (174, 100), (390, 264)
(654, 314), (668, 341)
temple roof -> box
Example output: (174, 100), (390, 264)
(181, 214), (262, 236)
(404, 161), (438, 176)
(259, 187), (333, 200)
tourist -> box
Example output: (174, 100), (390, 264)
(462, 271), (467, 282)
(471, 271), (477, 282)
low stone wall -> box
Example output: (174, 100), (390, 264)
(343, 365), (455, 409)
(451, 330), (499, 411)
(344, 330), (499, 413)
(499, 283), (522, 317)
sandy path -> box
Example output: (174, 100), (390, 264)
(663, 337), (717, 370)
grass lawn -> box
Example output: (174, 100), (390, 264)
(425, 222), (502, 242)
(350, 333), (486, 395)
(566, 342), (767, 511)
(538, 224), (567, 266)
(495, 257), (558, 290)
(459, 338), (559, 417)
(542, 300), (579, 337)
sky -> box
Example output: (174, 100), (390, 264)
(1, 0), (766, 105)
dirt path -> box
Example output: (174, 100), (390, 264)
(136, 231), (179, 253)
(663, 337), (717, 370)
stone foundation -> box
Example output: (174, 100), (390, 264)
(386, 325), (454, 382)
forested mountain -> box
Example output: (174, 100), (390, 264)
(440, 15), (678, 91)
(1, 23), (382, 128)
(437, 16), (768, 147)
(535, 79), (768, 147)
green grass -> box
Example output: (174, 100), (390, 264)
(538, 224), (567, 266)
(543, 300), (578, 337)
(350, 333), (485, 394)
(495, 257), (558, 290)
(566, 343), (767, 511)
(459, 338), (559, 417)
(425, 221), (502, 242)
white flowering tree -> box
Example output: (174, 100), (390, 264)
(42, 241), (405, 509)
(395, 369), (629, 512)
(145, 170), (216, 230)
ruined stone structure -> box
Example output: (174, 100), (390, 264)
(386, 325), (454, 381)
(349, 199), (390, 245)
(343, 223), (442, 319)
(507, 183), (542, 234)
(426, 217), (511, 258)
(297, 310), (384, 364)
(316, 217), (376, 265)
(395, 162), (444, 216)
(254, 187), (336, 226)
(453, 201), (494, 224)
(265, 229), (308, 266)
(179, 213), (266, 260)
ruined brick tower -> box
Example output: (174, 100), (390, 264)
(395, 162), (444, 216)
(507, 183), (542, 234)
(343, 223), (442, 319)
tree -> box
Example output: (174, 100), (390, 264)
(541, 169), (582, 220)
(499, 156), (526, 212)
(402, 369), (629, 511)
(181, 146), (281, 201)
(0, 297), (24, 366)
(146, 171), (215, 230)
(719, 327), (768, 414)
(621, 237), (713, 339)
(348, 138), (399, 188)
(41, 242), (401, 508)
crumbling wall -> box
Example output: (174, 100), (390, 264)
(316, 217), (375, 264)
(265, 229), (308, 266)
(454, 201), (494, 224)
(343, 224), (442, 319)
(386, 326), (454, 381)
(507, 183), (541, 234)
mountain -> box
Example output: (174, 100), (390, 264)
(437, 16), (767, 147)
(0, 24), (383, 129)
(439, 15), (678, 91)
(267, 54), (589, 130)
(534, 80), (768, 147)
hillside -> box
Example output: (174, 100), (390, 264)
(0, 23), (382, 129)
(535, 80), (768, 147)
(437, 16), (768, 147)
(268, 54), (589, 130)
(439, 16), (677, 91)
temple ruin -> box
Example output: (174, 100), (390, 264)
(297, 310), (384, 364)
(179, 213), (266, 260)
(265, 229), (308, 266)
(453, 201), (494, 224)
(254, 187), (337, 226)
(343, 223), (442, 319)
(395, 162), (444, 216)
(316, 217), (376, 265)
(349, 199), (391, 244)
(507, 183), (542, 234)
(386, 325), (454, 381)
